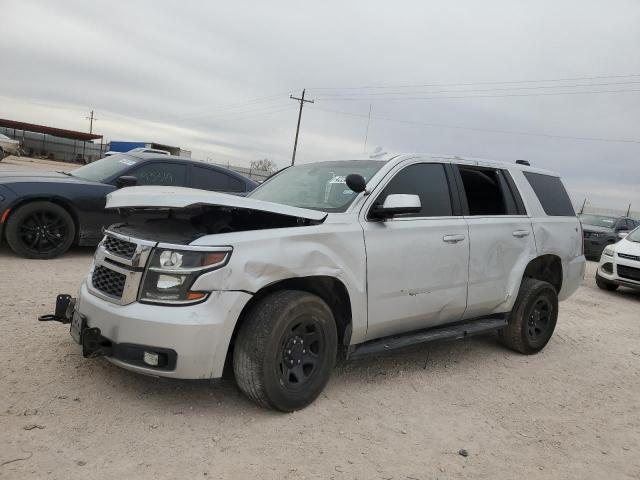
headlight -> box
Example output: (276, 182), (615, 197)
(139, 246), (231, 304)
(602, 246), (615, 258)
(591, 232), (605, 238)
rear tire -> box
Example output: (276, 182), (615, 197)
(595, 273), (619, 291)
(5, 201), (75, 259)
(498, 278), (558, 354)
(233, 290), (337, 412)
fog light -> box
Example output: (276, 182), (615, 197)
(143, 351), (159, 366)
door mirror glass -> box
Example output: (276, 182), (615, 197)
(373, 194), (421, 218)
(115, 176), (138, 188)
(345, 173), (367, 193)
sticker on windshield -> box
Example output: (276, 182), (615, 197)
(119, 158), (137, 166)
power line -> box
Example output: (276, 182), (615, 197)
(313, 88), (640, 102)
(184, 101), (292, 122)
(314, 80), (640, 98)
(310, 105), (640, 145)
(309, 73), (640, 91)
(178, 92), (289, 119)
(289, 89), (315, 165)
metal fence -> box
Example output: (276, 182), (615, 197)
(579, 205), (639, 221)
(0, 127), (107, 164)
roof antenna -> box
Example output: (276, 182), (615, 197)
(515, 159), (530, 166)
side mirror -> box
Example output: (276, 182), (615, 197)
(115, 176), (137, 188)
(345, 173), (367, 193)
(372, 194), (421, 218)
(617, 231), (629, 240)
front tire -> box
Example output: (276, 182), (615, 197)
(5, 201), (75, 259)
(233, 290), (338, 412)
(498, 278), (558, 354)
(596, 273), (619, 291)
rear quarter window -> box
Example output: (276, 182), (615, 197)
(523, 172), (575, 217)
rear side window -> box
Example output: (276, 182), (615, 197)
(524, 172), (575, 216)
(191, 166), (245, 192)
(457, 166), (514, 216)
(130, 162), (187, 186)
(373, 163), (452, 217)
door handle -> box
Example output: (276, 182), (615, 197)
(443, 234), (465, 243)
(512, 230), (530, 238)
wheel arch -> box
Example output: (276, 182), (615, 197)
(522, 254), (563, 293)
(224, 275), (353, 371)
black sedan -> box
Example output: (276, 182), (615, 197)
(0, 153), (258, 259)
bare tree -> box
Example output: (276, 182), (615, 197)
(250, 158), (277, 173)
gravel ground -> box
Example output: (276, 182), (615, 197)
(1, 159), (639, 479)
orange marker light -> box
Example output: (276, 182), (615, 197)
(186, 292), (207, 301)
(203, 252), (227, 266)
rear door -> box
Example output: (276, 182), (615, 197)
(453, 163), (536, 319)
(362, 161), (469, 340)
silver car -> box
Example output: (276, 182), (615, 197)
(42, 153), (585, 411)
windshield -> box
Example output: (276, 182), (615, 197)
(71, 154), (139, 182)
(627, 226), (640, 242)
(579, 214), (617, 229)
(249, 160), (386, 212)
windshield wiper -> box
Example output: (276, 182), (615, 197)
(56, 171), (73, 176)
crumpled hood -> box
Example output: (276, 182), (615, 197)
(106, 186), (327, 222)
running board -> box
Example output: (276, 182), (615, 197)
(347, 316), (508, 360)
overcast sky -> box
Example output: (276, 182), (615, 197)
(2, 0), (640, 208)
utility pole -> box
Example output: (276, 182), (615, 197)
(363, 104), (372, 153)
(289, 89), (314, 165)
(83, 110), (98, 164)
(86, 110), (98, 134)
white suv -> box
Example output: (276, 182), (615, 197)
(41, 153), (585, 411)
(595, 226), (640, 291)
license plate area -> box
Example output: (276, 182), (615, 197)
(70, 311), (86, 344)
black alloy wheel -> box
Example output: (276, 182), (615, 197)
(233, 290), (338, 411)
(525, 297), (553, 342)
(5, 201), (75, 259)
(277, 318), (326, 390)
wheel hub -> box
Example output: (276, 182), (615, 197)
(282, 335), (306, 367)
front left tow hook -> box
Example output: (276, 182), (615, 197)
(38, 294), (74, 324)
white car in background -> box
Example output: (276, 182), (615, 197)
(596, 226), (640, 291)
(0, 133), (21, 159)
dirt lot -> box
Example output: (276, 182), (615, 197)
(1, 160), (639, 479)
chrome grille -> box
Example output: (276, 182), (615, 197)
(103, 235), (137, 259)
(92, 265), (127, 298)
(87, 231), (156, 305)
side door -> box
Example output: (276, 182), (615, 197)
(452, 164), (536, 319)
(362, 161), (469, 340)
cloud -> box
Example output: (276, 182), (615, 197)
(2, 0), (640, 208)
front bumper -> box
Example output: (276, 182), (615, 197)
(72, 281), (252, 379)
(583, 237), (608, 258)
(597, 254), (640, 290)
